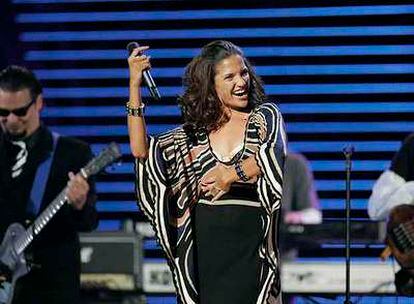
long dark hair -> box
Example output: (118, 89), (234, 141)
(178, 40), (266, 134)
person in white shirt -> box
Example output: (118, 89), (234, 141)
(368, 134), (414, 220)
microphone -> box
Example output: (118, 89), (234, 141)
(126, 41), (161, 101)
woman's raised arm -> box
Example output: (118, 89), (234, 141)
(127, 46), (151, 159)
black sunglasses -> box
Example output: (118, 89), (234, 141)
(0, 99), (36, 117)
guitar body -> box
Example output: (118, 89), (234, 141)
(387, 204), (414, 268)
(387, 204), (414, 295)
(0, 223), (30, 304)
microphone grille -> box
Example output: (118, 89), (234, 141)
(126, 42), (139, 55)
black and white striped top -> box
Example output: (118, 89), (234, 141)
(135, 102), (287, 304)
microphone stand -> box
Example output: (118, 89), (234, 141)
(343, 146), (354, 304)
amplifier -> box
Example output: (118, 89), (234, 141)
(79, 231), (143, 291)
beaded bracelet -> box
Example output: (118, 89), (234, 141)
(234, 161), (249, 182)
(126, 102), (145, 117)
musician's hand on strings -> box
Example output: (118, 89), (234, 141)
(66, 172), (89, 210)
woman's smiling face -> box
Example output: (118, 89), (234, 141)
(214, 54), (250, 111)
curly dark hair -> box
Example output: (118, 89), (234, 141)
(178, 40), (266, 133)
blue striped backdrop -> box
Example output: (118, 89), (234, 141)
(9, 0), (414, 302)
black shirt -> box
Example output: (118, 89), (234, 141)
(0, 126), (52, 234)
(0, 125), (98, 304)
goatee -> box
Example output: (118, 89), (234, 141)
(3, 129), (27, 142)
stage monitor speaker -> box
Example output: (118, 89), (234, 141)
(79, 231), (143, 291)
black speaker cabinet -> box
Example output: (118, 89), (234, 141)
(79, 231), (143, 291)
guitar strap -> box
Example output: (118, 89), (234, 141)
(27, 132), (60, 216)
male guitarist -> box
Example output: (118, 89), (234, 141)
(0, 65), (98, 303)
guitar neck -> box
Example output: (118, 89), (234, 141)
(14, 188), (69, 255)
(10, 142), (121, 256)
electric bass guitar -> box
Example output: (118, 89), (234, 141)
(386, 204), (414, 295)
(0, 142), (121, 304)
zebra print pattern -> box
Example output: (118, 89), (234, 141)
(135, 102), (286, 304)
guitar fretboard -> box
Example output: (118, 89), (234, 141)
(14, 189), (68, 255)
(391, 220), (414, 253)
(9, 142), (120, 256)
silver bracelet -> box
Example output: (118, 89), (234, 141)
(126, 102), (145, 117)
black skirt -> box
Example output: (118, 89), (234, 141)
(194, 183), (264, 304)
